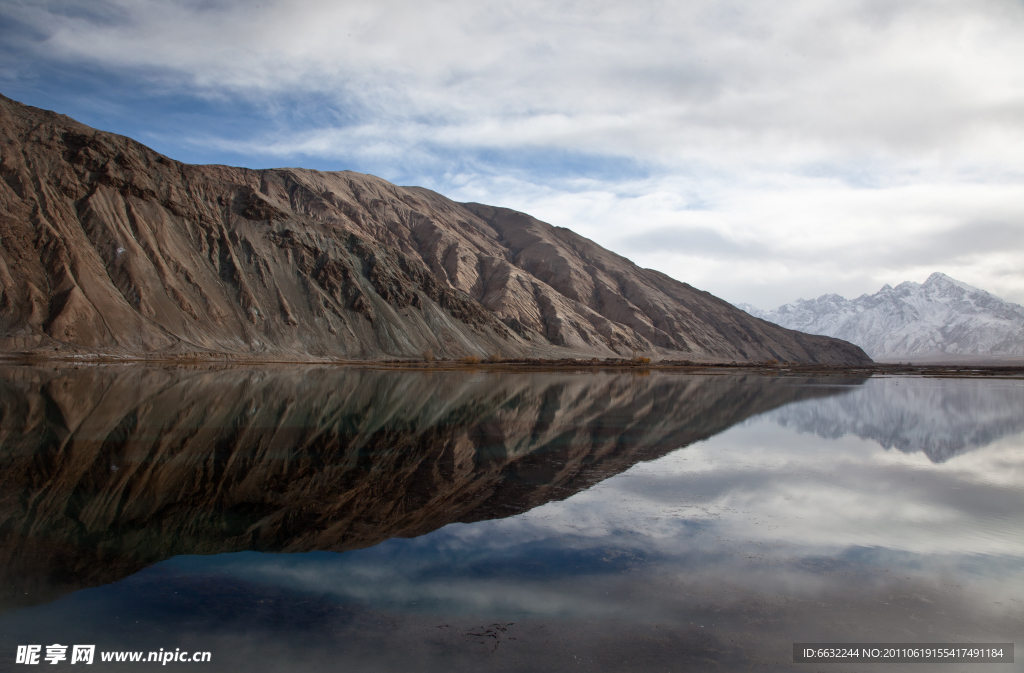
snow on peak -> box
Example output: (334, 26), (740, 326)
(751, 274), (1024, 358)
(733, 302), (766, 318)
(923, 272), (983, 294)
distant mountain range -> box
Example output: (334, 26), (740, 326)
(738, 272), (1024, 360)
(0, 94), (868, 364)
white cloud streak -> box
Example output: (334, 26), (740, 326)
(3, 0), (1024, 306)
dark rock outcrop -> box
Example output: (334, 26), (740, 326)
(0, 94), (870, 363)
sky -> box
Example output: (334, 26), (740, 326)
(1, 0), (1023, 309)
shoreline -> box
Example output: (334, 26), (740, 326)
(1, 353), (1022, 378)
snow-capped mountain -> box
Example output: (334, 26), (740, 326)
(740, 273), (1024, 359)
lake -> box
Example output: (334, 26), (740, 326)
(0, 365), (1021, 671)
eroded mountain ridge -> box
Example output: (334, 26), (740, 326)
(0, 95), (868, 363)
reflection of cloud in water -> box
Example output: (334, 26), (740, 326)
(2, 372), (1022, 670)
(763, 377), (1024, 462)
(0, 365), (850, 612)
(573, 422), (1024, 556)
(158, 413), (1024, 624)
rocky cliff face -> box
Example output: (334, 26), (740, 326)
(0, 94), (869, 364)
(0, 365), (858, 611)
(740, 273), (1024, 360)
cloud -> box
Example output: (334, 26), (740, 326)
(626, 226), (765, 258)
(6, 0), (1023, 163)
(2, 0), (1023, 306)
(439, 171), (1024, 308)
(149, 387), (1024, 623)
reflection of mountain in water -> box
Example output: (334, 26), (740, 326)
(765, 378), (1024, 462)
(0, 366), (854, 611)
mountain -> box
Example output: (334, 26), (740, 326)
(0, 365), (860, 611)
(740, 273), (1024, 360)
(764, 376), (1024, 463)
(0, 94), (868, 364)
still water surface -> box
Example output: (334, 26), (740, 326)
(0, 366), (1021, 671)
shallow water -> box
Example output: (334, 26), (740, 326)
(0, 366), (1021, 671)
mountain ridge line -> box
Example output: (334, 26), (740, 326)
(0, 93), (870, 364)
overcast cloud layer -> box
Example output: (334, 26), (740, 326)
(1, 0), (1023, 307)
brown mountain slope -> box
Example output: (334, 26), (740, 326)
(0, 94), (870, 363)
(0, 365), (862, 611)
